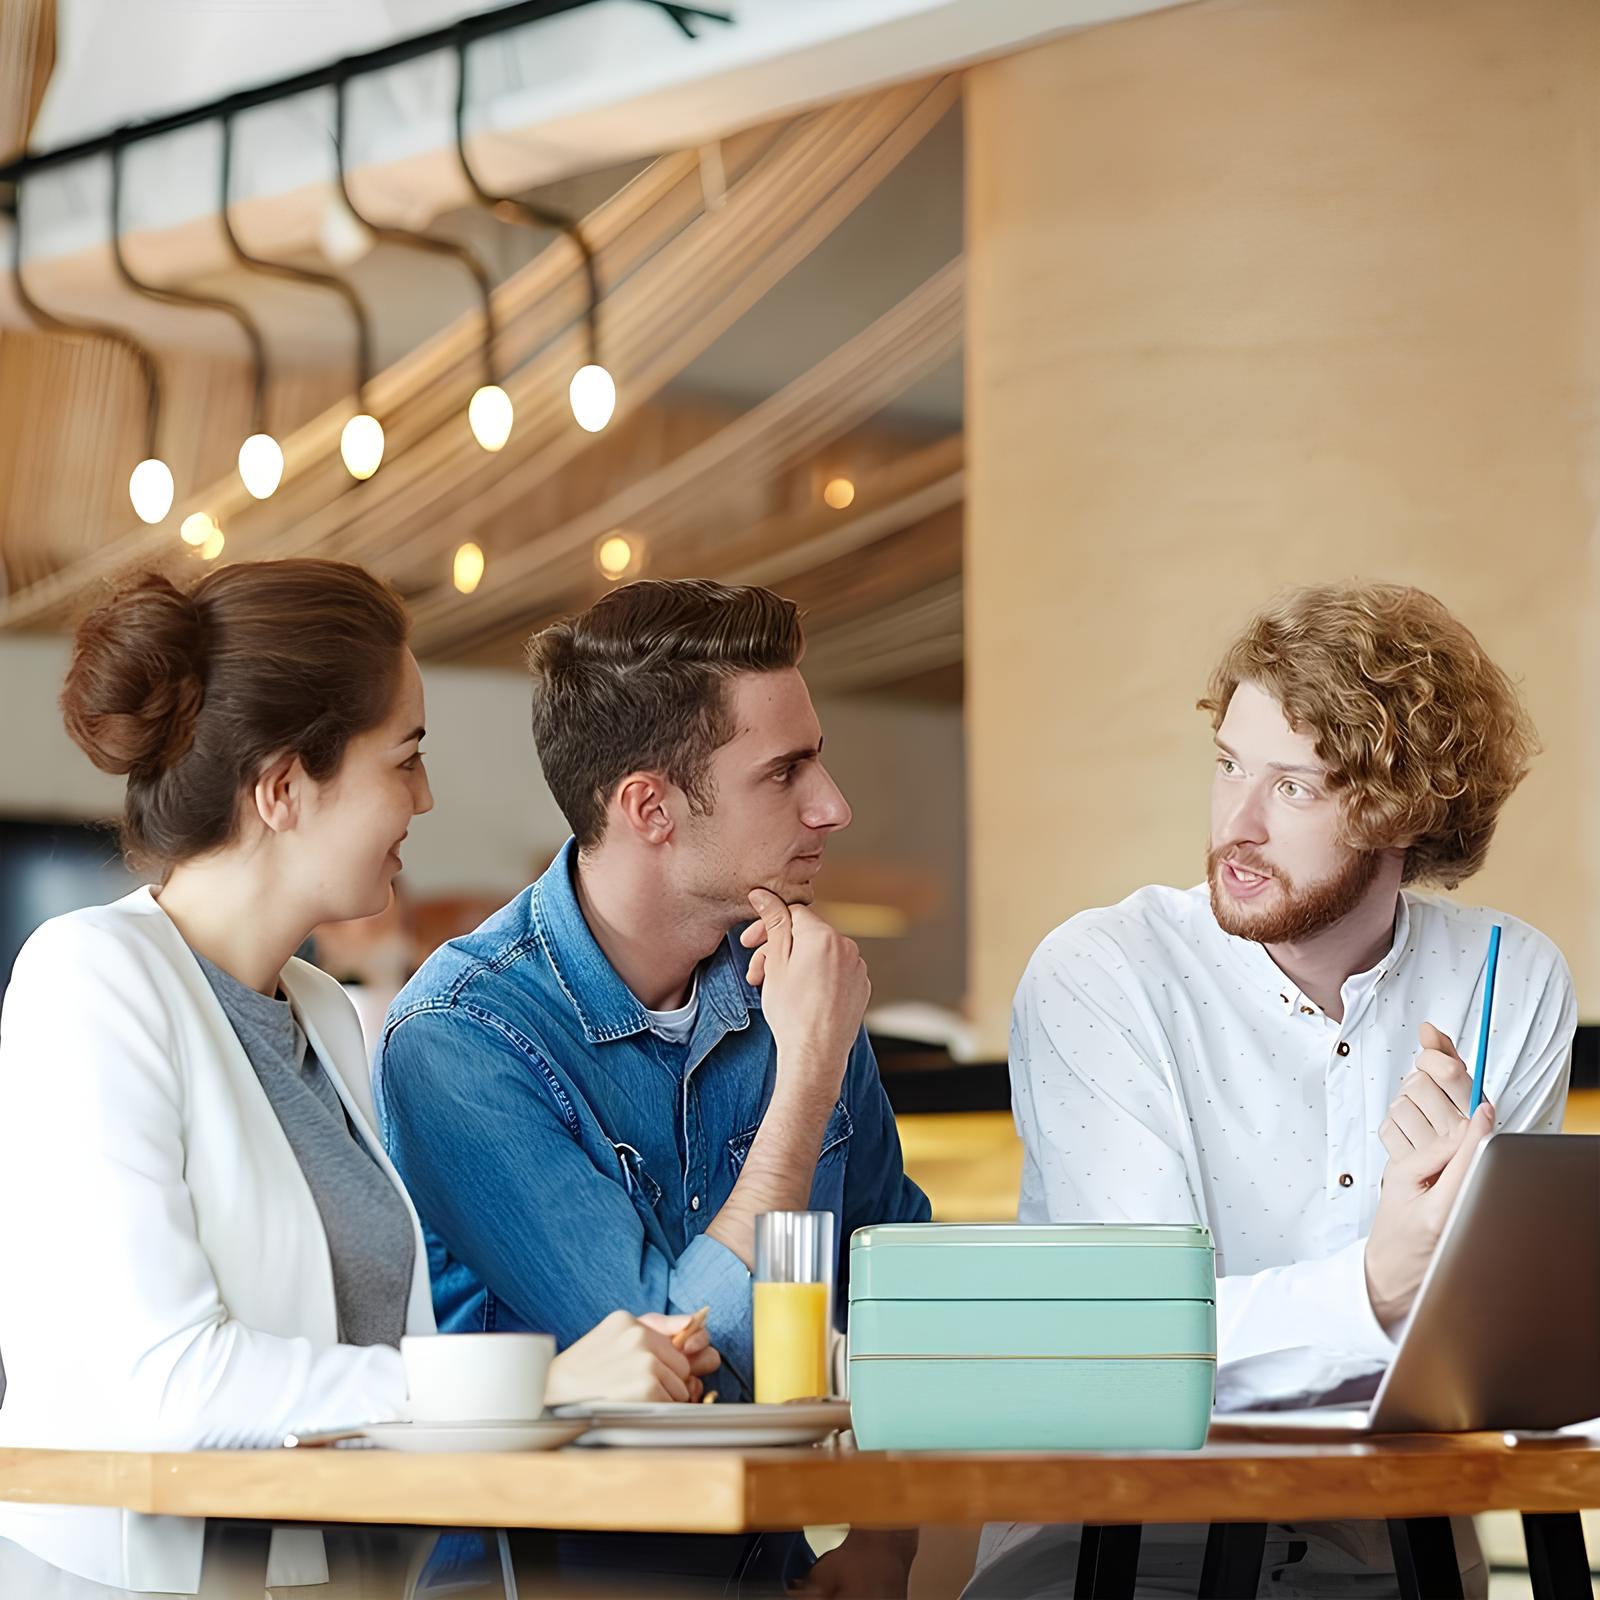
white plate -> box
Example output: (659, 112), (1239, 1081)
(558, 1399), (851, 1449)
(359, 1418), (589, 1453)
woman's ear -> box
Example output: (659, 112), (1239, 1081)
(252, 752), (304, 835)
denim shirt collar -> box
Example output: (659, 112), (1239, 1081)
(531, 837), (761, 1046)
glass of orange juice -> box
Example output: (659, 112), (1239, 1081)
(753, 1210), (834, 1404)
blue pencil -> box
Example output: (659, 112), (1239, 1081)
(1469, 924), (1502, 1115)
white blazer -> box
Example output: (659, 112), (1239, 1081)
(0, 887), (436, 1593)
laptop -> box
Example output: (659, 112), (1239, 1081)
(1221, 1133), (1600, 1435)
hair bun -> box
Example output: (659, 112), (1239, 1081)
(61, 572), (208, 777)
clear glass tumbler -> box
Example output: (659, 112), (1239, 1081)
(752, 1210), (834, 1404)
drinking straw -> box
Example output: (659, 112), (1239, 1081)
(1468, 924), (1502, 1115)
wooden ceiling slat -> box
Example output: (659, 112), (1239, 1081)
(0, 142), (716, 627)
(356, 80), (961, 585)
(0, 0), (53, 161)
(429, 441), (964, 670)
(802, 575), (964, 693)
(0, 79), (958, 633)
(0, 58), (973, 699)
(771, 502), (963, 636)
(720, 442), (963, 588)
(409, 260), (962, 653)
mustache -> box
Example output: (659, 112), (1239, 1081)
(1209, 846), (1277, 878)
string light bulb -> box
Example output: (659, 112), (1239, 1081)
(596, 532), (637, 581)
(453, 541), (486, 594)
(823, 477), (855, 510)
(340, 412), (385, 480)
(468, 384), (513, 452)
(180, 512), (218, 547)
(569, 364), (616, 433)
(199, 526), (225, 561)
(317, 195), (374, 267)
(128, 457), (175, 524)
(237, 432), (285, 499)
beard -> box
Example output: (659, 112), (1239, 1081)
(678, 831), (821, 929)
(1207, 843), (1383, 944)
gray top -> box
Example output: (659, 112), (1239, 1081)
(194, 951), (413, 1349)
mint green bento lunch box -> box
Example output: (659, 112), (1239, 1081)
(847, 1223), (1216, 1451)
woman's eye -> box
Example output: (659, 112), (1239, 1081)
(1280, 780), (1304, 799)
(1217, 759), (1237, 776)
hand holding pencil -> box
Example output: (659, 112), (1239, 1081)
(1379, 1022), (1490, 1170)
(1380, 923), (1502, 1174)
(1365, 927), (1501, 1330)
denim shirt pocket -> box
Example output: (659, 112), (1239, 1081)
(611, 1141), (664, 1210)
(727, 1099), (854, 1176)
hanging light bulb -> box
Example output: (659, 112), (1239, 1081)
(180, 511), (218, 547)
(468, 384), (513, 452)
(453, 541), (486, 595)
(596, 532), (638, 581)
(237, 432), (285, 499)
(128, 457), (175, 524)
(318, 194), (374, 268)
(340, 412), (385, 480)
(199, 526), (226, 562)
(569, 364), (616, 433)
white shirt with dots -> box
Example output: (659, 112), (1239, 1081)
(1011, 882), (1576, 1411)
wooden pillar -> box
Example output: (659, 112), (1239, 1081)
(966, 0), (1600, 1051)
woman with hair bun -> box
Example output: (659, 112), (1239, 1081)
(0, 560), (717, 1597)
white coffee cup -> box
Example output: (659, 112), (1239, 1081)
(400, 1333), (555, 1423)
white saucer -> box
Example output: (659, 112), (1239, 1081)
(359, 1418), (589, 1453)
(557, 1399), (851, 1449)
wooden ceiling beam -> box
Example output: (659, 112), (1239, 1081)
(436, 469), (964, 672)
(408, 261), (962, 653)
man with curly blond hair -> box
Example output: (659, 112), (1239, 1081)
(974, 583), (1575, 1599)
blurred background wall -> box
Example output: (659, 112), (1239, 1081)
(966, 0), (1600, 1051)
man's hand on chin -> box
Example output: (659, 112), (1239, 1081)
(739, 889), (869, 1102)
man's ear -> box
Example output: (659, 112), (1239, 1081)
(252, 752), (304, 836)
(613, 771), (675, 844)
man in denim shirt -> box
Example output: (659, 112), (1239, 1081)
(376, 579), (927, 1587)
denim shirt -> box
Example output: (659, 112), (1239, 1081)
(374, 840), (930, 1385)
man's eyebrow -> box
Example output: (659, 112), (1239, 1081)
(1214, 739), (1324, 778)
(758, 740), (823, 771)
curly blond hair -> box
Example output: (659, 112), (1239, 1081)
(1198, 583), (1538, 888)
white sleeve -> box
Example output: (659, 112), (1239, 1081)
(1011, 931), (1393, 1411)
(1489, 940), (1576, 1135)
(1211, 1242), (1395, 1409)
(1010, 934), (1202, 1228)
(0, 922), (405, 1450)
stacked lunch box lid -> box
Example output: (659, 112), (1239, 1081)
(847, 1223), (1217, 1452)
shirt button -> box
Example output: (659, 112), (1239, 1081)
(1338, 1173), (1354, 1188)
(690, 1195), (701, 1211)
(1336, 1042), (1350, 1057)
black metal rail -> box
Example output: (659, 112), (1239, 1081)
(0, 0), (730, 198)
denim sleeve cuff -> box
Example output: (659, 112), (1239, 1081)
(671, 1232), (754, 1390)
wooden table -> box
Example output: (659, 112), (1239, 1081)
(2, 1433), (1596, 1599)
